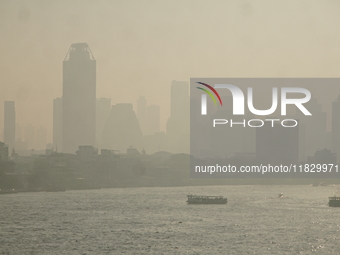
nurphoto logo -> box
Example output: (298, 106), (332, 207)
(196, 82), (312, 128)
(197, 82), (312, 116)
(191, 78), (340, 179)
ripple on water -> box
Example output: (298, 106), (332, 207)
(0, 185), (340, 254)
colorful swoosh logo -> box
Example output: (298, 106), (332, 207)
(196, 82), (223, 106)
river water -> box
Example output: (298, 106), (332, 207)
(1, 185), (340, 254)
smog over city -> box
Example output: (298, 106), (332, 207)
(1, 1), (340, 254)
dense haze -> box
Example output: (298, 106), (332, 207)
(1, 0), (340, 142)
(1, 3), (340, 254)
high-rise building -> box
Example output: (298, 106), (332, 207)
(146, 104), (160, 135)
(4, 101), (15, 153)
(62, 43), (96, 153)
(15, 123), (27, 151)
(0, 142), (8, 161)
(170, 81), (189, 120)
(332, 95), (340, 161)
(102, 103), (143, 152)
(296, 97), (326, 158)
(96, 98), (111, 150)
(137, 96), (147, 135)
(166, 81), (189, 153)
(53, 97), (63, 151)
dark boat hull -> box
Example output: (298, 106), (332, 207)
(187, 199), (227, 204)
(329, 198), (340, 207)
(328, 196), (340, 207)
(187, 195), (227, 204)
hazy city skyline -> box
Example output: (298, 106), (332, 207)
(2, 2), (340, 254)
(1, 0), (340, 142)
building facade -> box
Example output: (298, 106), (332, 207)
(4, 101), (15, 153)
(62, 43), (96, 153)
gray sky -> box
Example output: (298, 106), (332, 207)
(1, 0), (340, 142)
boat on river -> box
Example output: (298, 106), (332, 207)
(187, 194), (227, 204)
(328, 196), (340, 207)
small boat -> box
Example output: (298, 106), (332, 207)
(187, 195), (227, 204)
(328, 196), (340, 207)
(278, 193), (283, 198)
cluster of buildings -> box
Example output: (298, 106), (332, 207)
(2, 43), (190, 160)
(2, 42), (340, 189)
(3, 102), (48, 155)
(0, 42), (191, 190)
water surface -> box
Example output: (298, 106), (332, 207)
(1, 185), (339, 254)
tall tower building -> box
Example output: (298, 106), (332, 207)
(96, 98), (111, 150)
(15, 122), (27, 151)
(62, 43), (96, 153)
(53, 97), (63, 151)
(168, 81), (190, 121)
(146, 104), (160, 135)
(332, 95), (340, 161)
(102, 103), (143, 152)
(166, 81), (190, 153)
(137, 96), (147, 135)
(15, 123), (26, 151)
(4, 101), (15, 153)
(296, 97), (326, 158)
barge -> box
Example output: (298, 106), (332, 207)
(187, 195), (227, 204)
(328, 196), (340, 207)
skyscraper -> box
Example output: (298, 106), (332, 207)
(15, 123), (27, 151)
(96, 98), (111, 150)
(296, 97), (327, 157)
(166, 81), (190, 153)
(53, 97), (62, 151)
(62, 43), (96, 153)
(4, 101), (15, 153)
(0, 142), (8, 161)
(137, 96), (147, 135)
(170, 81), (189, 121)
(332, 95), (340, 161)
(102, 103), (143, 152)
(146, 104), (160, 135)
